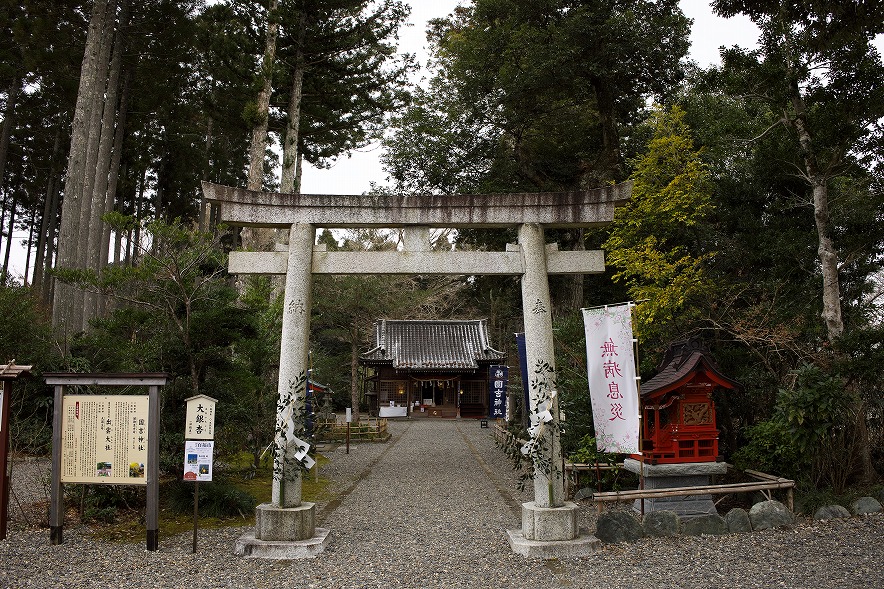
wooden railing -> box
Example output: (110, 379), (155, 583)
(590, 465), (795, 512)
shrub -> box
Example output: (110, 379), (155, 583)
(166, 478), (257, 519)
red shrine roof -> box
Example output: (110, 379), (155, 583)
(641, 338), (741, 398)
(360, 319), (506, 371)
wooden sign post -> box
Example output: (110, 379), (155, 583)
(0, 362), (32, 540)
(46, 373), (167, 549)
(184, 394), (217, 553)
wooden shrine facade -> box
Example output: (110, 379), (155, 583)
(637, 338), (740, 464)
(360, 319), (506, 419)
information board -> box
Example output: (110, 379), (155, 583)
(60, 395), (150, 485)
(183, 440), (214, 482)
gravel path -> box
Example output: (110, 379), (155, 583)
(2, 419), (882, 589)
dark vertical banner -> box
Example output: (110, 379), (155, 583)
(515, 332), (529, 411)
(488, 365), (508, 418)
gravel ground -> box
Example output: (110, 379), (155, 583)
(2, 419), (882, 589)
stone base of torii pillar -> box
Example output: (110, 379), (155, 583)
(234, 503), (329, 559)
(507, 502), (601, 558)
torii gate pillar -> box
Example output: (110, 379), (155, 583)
(203, 181), (631, 559)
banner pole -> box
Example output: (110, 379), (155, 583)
(630, 302), (645, 517)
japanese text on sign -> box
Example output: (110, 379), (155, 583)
(185, 395), (217, 440)
(583, 304), (640, 454)
(488, 365), (508, 419)
(60, 395), (149, 485)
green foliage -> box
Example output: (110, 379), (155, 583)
(775, 364), (863, 492)
(70, 485), (145, 524)
(732, 418), (804, 480)
(735, 363), (867, 492)
(604, 105), (716, 344)
(566, 434), (630, 492)
(166, 479), (257, 519)
(386, 0), (691, 194)
(0, 284), (59, 453)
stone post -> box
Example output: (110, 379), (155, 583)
(514, 223), (582, 550)
(518, 223), (564, 508)
(273, 221), (314, 508)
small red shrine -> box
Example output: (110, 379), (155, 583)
(636, 338), (740, 465)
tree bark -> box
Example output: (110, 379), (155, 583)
(54, 0), (111, 335)
(243, 0), (280, 253)
(0, 77), (21, 199)
(74, 0), (117, 331)
(41, 176), (61, 304)
(80, 2), (122, 329)
(32, 124), (63, 299)
(2, 194), (17, 282)
(246, 0), (279, 192)
(280, 11), (307, 195)
(98, 6), (130, 275)
(789, 85), (844, 341)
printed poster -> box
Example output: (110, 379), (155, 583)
(183, 440), (214, 482)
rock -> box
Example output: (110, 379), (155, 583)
(813, 505), (851, 521)
(595, 511), (645, 544)
(878, 488), (884, 505)
(725, 508), (752, 533)
(643, 510), (680, 537)
(851, 496), (883, 515)
(573, 487), (594, 501)
(749, 500), (794, 530)
(681, 514), (727, 536)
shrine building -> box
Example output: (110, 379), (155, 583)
(360, 319), (507, 419)
(636, 338), (740, 464)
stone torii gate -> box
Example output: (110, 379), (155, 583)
(201, 180), (632, 559)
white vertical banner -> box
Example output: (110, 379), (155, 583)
(582, 304), (640, 453)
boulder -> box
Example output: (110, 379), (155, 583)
(749, 500), (794, 530)
(596, 511), (645, 544)
(643, 510), (680, 537)
(813, 505), (851, 521)
(851, 496), (882, 515)
(725, 508), (752, 533)
(681, 514), (728, 536)
(573, 487), (594, 502)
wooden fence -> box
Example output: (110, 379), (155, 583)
(314, 418), (389, 443)
(590, 466), (795, 512)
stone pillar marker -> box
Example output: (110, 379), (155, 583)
(201, 180), (632, 559)
(235, 222), (330, 559)
(509, 224), (587, 556)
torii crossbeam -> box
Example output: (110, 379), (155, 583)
(201, 180), (631, 559)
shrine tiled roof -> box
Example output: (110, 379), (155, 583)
(360, 319), (506, 371)
(641, 338), (741, 398)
